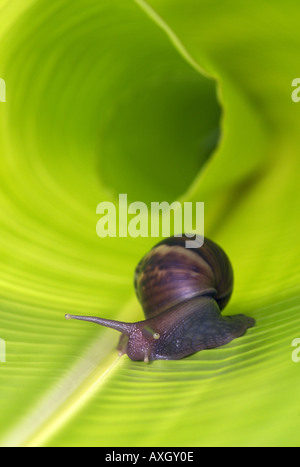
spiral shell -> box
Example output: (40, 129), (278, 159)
(134, 236), (233, 318)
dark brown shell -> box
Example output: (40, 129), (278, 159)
(134, 235), (233, 319)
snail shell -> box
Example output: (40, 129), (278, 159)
(134, 236), (233, 318)
(65, 235), (255, 362)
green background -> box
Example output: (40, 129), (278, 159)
(0, 0), (299, 447)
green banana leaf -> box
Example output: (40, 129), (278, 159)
(0, 0), (299, 447)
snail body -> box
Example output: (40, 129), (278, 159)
(65, 235), (255, 361)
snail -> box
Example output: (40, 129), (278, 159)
(65, 235), (255, 362)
